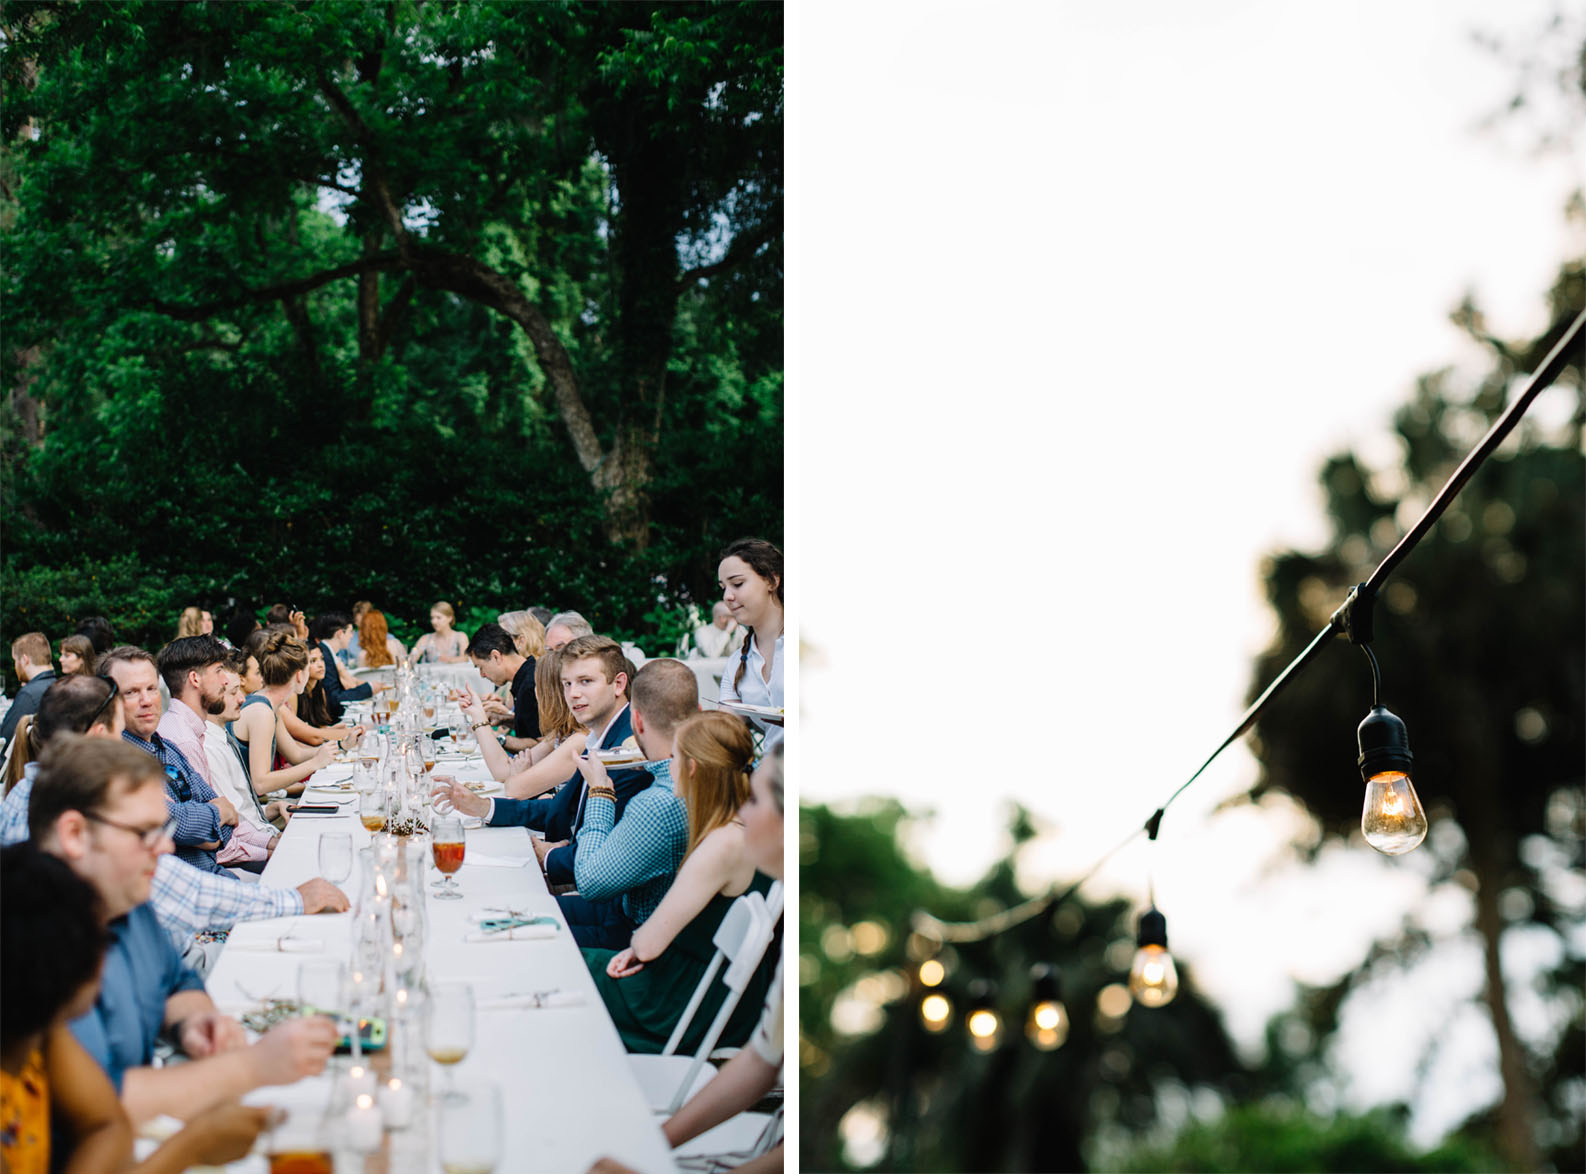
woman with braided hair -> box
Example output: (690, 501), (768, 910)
(715, 538), (783, 749)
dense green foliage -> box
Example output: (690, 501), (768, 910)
(1, 1), (781, 675)
(1113, 1105), (1501, 1173)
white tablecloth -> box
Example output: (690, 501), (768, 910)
(204, 759), (675, 1173)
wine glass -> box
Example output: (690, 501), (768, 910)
(317, 832), (352, 884)
(438, 1082), (502, 1173)
(263, 1107), (335, 1174)
(358, 788), (388, 834)
(431, 814), (466, 900)
(420, 733), (438, 776)
(425, 981), (475, 1105)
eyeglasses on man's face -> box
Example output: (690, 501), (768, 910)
(84, 812), (177, 851)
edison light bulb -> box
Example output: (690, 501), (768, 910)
(920, 993), (952, 1032)
(1361, 769), (1427, 855)
(1128, 909), (1178, 1008)
(1357, 705), (1426, 856)
(966, 1007), (1002, 1052)
(1026, 964), (1068, 1050)
(918, 958), (945, 987)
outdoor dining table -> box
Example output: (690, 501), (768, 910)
(201, 714), (675, 1173)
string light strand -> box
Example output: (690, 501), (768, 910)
(912, 307), (1585, 945)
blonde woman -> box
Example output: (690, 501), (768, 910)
(175, 607), (204, 638)
(582, 712), (776, 1053)
(411, 601), (467, 664)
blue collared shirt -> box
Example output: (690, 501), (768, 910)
(572, 759), (687, 926)
(0, 761), (37, 846)
(123, 729), (227, 874)
(69, 903), (206, 1092)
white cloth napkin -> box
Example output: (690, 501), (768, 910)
(478, 991), (585, 1010)
(463, 925), (557, 943)
(225, 937), (324, 953)
(464, 853), (532, 869)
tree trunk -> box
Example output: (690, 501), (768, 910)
(1467, 829), (1542, 1170)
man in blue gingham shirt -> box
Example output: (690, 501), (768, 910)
(565, 659), (700, 948)
(103, 646), (234, 875)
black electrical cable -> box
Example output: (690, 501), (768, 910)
(916, 307), (1585, 944)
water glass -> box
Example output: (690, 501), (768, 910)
(438, 1082), (502, 1173)
(317, 833), (352, 884)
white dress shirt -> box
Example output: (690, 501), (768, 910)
(718, 629), (784, 749)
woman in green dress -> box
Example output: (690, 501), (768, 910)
(584, 711), (776, 1054)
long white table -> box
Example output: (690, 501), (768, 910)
(204, 746), (675, 1173)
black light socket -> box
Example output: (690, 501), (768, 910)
(1030, 964), (1061, 1004)
(1357, 704), (1414, 781)
(966, 978), (996, 1011)
(1137, 908), (1168, 949)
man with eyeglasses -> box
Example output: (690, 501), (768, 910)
(30, 736), (339, 1126)
(101, 645), (238, 876)
(0, 673), (350, 966)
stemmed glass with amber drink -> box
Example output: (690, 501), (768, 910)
(359, 788), (388, 834)
(431, 814), (465, 900)
(425, 981), (475, 1105)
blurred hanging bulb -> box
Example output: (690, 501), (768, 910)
(920, 993), (952, 1032)
(918, 958), (945, 987)
(965, 980), (1002, 1052)
(1357, 706), (1427, 856)
(1128, 909), (1178, 1008)
(1026, 964), (1068, 1051)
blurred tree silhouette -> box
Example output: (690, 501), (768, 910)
(1243, 251), (1584, 1169)
(800, 800), (1247, 1171)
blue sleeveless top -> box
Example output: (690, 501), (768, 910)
(229, 693), (277, 782)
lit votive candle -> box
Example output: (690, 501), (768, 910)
(347, 1093), (382, 1151)
(380, 1076), (415, 1129)
(346, 1064), (377, 1099)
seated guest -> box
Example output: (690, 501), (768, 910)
(0, 676), (347, 959)
(30, 737), (338, 1124)
(497, 609), (548, 662)
(544, 610), (594, 652)
(103, 646), (235, 877)
(58, 634), (97, 678)
(412, 601), (468, 664)
(2, 631), (57, 745)
(557, 658), (701, 949)
(583, 711), (776, 1054)
(277, 645), (360, 749)
(234, 632), (338, 799)
(343, 600), (373, 667)
(691, 601), (741, 660)
(156, 636), (274, 872)
(202, 657), (283, 855)
(1, 843), (276, 1174)
(175, 607), (205, 638)
(75, 616), (115, 659)
(355, 608), (406, 669)
(454, 651), (586, 796)
(589, 744), (786, 1174)
(716, 538), (784, 750)
(433, 635), (642, 884)
(224, 613), (260, 652)
(308, 613), (375, 721)
(466, 622), (539, 751)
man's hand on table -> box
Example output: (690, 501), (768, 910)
(533, 836), (568, 867)
(482, 695), (513, 723)
(180, 1011), (248, 1057)
(430, 777), (490, 820)
(587, 1160), (640, 1174)
(250, 1016), (337, 1086)
(297, 877), (350, 914)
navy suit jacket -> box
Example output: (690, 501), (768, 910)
(488, 705), (637, 884)
(318, 640), (372, 721)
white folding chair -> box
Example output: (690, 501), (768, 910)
(628, 882), (782, 1116)
(672, 1103), (783, 1171)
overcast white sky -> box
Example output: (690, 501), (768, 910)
(791, 0), (1583, 1148)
